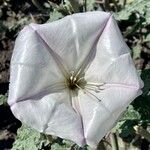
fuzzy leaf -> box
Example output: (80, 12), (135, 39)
(144, 33), (150, 42)
(0, 94), (7, 106)
(49, 10), (63, 22)
(132, 44), (141, 59)
(115, 0), (150, 22)
(121, 105), (141, 121)
(12, 125), (93, 150)
(12, 125), (50, 150)
(86, 0), (95, 11)
(112, 105), (141, 133)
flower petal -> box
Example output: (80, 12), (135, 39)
(82, 17), (143, 146)
(8, 25), (65, 105)
(10, 90), (85, 147)
(85, 15), (143, 88)
(8, 11), (143, 149)
(78, 84), (141, 148)
(29, 11), (111, 71)
(85, 53), (143, 89)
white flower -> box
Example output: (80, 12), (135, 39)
(8, 11), (143, 148)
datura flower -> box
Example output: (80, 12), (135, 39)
(8, 11), (143, 148)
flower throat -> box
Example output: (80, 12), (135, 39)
(67, 70), (86, 91)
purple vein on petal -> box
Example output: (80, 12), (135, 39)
(105, 82), (140, 90)
(70, 90), (86, 142)
(9, 82), (66, 107)
(28, 24), (70, 79)
(76, 14), (112, 75)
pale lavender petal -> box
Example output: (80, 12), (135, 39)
(11, 90), (85, 147)
(79, 15), (143, 148)
(8, 25), (65, 105)
(78, 84), (141, 148)
(29, 11), (111, 71)
(85, 15), (143, 88)
(8, 11), (143, 149)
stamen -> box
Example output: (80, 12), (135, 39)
(70, 71), (75, 76)
(74, 83), (101, 102)
(76, 77), (84, 83)
(87, 82), (105, 87)
(84, 89), (101, 102)
(70, 76), (73, 81)
(85, 86), (101, 93)
(67, 70), (106, 95)
(74, 68), (82, 79)
(75, 84), (86, 94)
(85, 82), (105, 92)
(75, 83), (83, 90)
(69, 71), (77, 84)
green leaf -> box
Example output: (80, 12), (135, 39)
(12, 125), (93, 150)
(49, 10), (63, 22)
(51, 140), (92, 150)
(144, 33), (150, 42)
(51, 140), (74, 150)
(0, 94), (7, 106)
(121, 105), (141, 121)
(141, 69), (150, 96)
(114, 0), (150, 23)
(145, 10), (150, 24)
(12, 125), (50, 150)
(132, 69), (150, 121)
(132, 44), (142, 59)
(86, 0), (95, 11)
(112, 105), (141, 133)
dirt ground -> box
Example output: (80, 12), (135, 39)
(0, 0), (49, 149)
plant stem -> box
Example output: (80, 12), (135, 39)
(104, 0), (110, 11)
(31, 0), (48, 13)
(117, 136), (127, 150)
(97, 140), (106, 150)
(119, 0), (126, 8)
(123, 0), (126, 7)
(112, 0), (119, 12)
(134, 125), (150, 142)
(110, 133), (119, 150)
(68, 0), (81, 12)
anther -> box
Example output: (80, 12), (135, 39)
(85, 82), (105, 93)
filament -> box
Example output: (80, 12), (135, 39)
(84, 89), (102, 102)
(86, 82), (105, 87)
(74, 83), (101, 102)
(76, 77), (84, 83)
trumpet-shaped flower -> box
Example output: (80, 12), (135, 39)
(8, 11), (143, 148)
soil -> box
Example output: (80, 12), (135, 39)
(0, 0), (49, 149)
